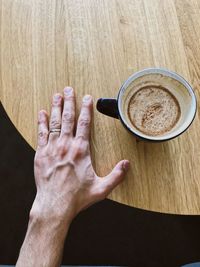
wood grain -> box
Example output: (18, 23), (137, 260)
(1, 0), (200, 214)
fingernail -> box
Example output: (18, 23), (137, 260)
(83, 95), (92, 102)
(53, 94), (61, 100)
(122, 160), (130, 172)
(64, 87), (73, 95)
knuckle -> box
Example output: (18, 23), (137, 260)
(38, 118), (44, 125)
(79, 117), (90, 127)
(76, 146), (85, 156)
(64, 95), (75, 101)
(83, 101), (92, 107)
(62, 112), (74, 123)
(72, 142), (86, 159)
(50, 119), (60, 129)
(38, 116), (46, 125)
(75, 137), (89, 150)
(38, 110), (47, 124)
(61, 126), (73, 135)
(38, 130), (48, 139)
(57, 143), (67, 157)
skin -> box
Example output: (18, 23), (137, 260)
(16, 87), (130, 267)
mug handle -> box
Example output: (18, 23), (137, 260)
(96, 98), (119, 119)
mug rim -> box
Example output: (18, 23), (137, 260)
(117, 67), (197, 141)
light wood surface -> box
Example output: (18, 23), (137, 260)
(1, 0), (200, 214)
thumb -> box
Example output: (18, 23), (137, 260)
(100, 160), (130, 196)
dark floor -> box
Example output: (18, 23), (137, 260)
(0, 102), (200, 267)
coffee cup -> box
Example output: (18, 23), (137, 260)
(96, 68), (197, 141)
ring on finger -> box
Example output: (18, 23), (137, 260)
(49, 128), (61, 134)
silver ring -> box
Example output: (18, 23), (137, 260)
(49, 128), (61, 133)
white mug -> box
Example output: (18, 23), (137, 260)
(96, 68), (197, 142)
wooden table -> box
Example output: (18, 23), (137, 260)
(1, 0), (200, 214)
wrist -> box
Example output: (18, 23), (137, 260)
(29, 203), (73, 239)
(30, 192), (76, 229)
(29, 210), (71, 237)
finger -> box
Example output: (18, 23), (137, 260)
(60, 87), (75, 138)
(98, 160), (130, 197)
(37, 110), (49, 147)
(49, 93), (63, 141)
(75, 95), (93, 141)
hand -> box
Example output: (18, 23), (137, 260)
(31, 87), (130, 227)
(16, 87), (130, 267)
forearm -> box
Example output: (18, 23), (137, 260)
(16, 213), (71, 267)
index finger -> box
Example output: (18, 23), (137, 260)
(75, 95), (93, 141)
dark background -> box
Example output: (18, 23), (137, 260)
(0, 102), (200, 267)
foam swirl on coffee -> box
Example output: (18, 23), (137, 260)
(127, 86), (181, 136)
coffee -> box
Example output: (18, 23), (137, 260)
(97, 68), (196, 141)
(127, 86), (181, 136)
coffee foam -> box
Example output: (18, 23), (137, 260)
(127, 86), (181, 136)
(119, 72), (194, 139)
